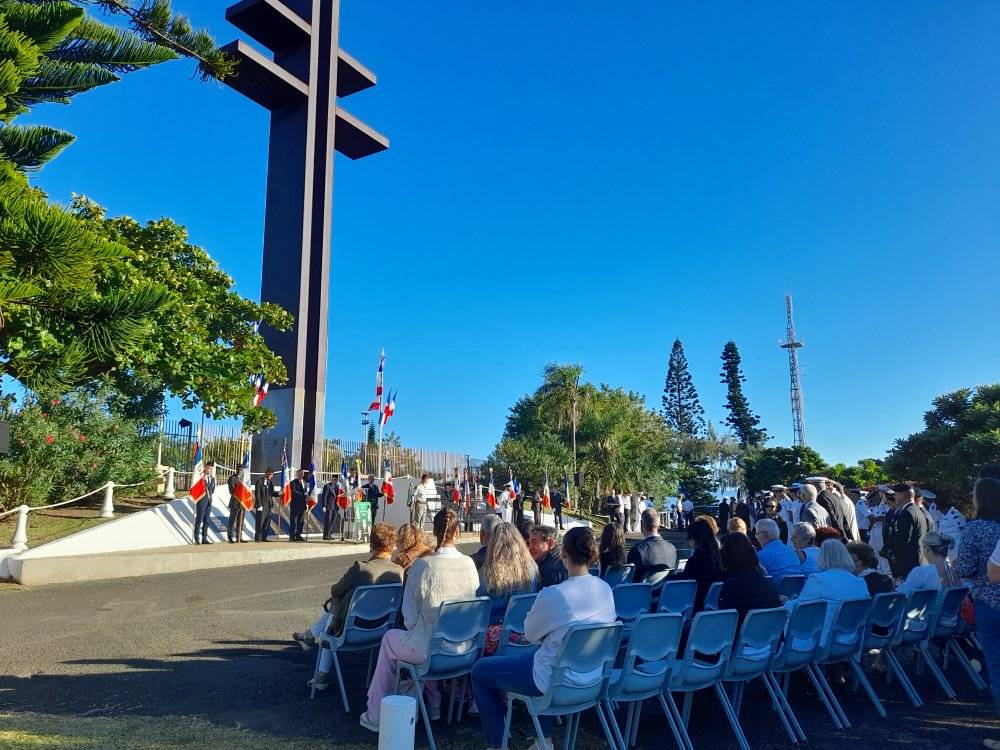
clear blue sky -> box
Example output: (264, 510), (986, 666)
(23, 1), (1000, 464)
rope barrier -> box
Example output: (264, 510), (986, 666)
(0, 475), (157, 520)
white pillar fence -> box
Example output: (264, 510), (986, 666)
(0, 477), (153, 553)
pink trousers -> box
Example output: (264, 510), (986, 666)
(366, 628), (440, 721)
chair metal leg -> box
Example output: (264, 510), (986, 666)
(309, 643), (323, 700)
(885, 649), (923, 708)
(804, 664), (845, 729)
(714, 682), (751, 750)
(766, 673), (806, 743)
(732, 681), (745, 718)
(849, 658), (887, 719)
(595, 704), (620, 750)
(456, 675), (468, 723)
(664, 692), (694, 750)
(366, 648), (375, 688)
(630, 700), (643, 747)
(447, 677), (456, 724)
(682, 691), (693, 727)
(501, 696), (515, 750)
(810, 664), (850, 729)
(656, 693), (686, 750)
(527, 705), (548, 748)
(919, 644), (956, 698)
(330, 649), (350, 713)
(759, 674), (799, 744)
(413, 679), (437, 750)
(604, 700), (627, 750)
(947, 637), (987, 690)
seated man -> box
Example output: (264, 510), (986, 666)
(472, 513), (502, 571)
(527, 524), (567, 588)
(627, 509), (678, 582)
(292, 522), (403, 691)
(754, 518), (801, 583)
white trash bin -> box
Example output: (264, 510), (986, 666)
(378, 694), (416, 750)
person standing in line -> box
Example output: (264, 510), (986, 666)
(734, 496), (752, 530)
(884, 482), (929, 579)
(718, 497), (731, 532)
(799, 484), (831, 529)
(289, 468), (310, 542)
(621, 489), (631, 534)
(409, 473), (432, 530)
(850, 488), (871, 543)
(362, 473), (384, 522)
(253, 467), (277, 542)
(319, 475), (338, 540)
(605, 488), (620, 526)
(226, 468), (246, 543)
(552, 486), (565, 530)
(630, 492), (640, 533)
(193, 460), (217, 545)
(531, 489), (542, 526)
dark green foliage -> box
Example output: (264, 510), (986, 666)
(662, 338), (705, 437)
(720, 340), (767, 448)
(742, 445), (831, 492)
(884, 385), (1000, 505)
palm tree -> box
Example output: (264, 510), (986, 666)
(537, 363), (584, 480)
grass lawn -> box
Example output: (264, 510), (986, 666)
(0, 496), (164, 549)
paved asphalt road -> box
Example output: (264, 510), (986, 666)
(2, 535), (999, 749)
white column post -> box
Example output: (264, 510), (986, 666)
(10, 504), (28, 552)
(100, 481), (115, 518)
(163, 467), (176, 499)
(378, 695), (416, 750)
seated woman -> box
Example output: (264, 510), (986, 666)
(897, 531), (961, 607)
(847, 541), (894, 596)
(718, 532), (780, 625)
(598, 522), (627, 577)
(790, 521), (821, 575)
(291, 523), (403, 690)
(792, 539), (870, 644)
(815, 525), (846, 546)
(471, 526), (616, 750)
(695, 514), (720, 537)
(393, 523), (433, 573)
(361, 509), (479, 733)
(727, 517), (748, 535)
(478, 521), (538, 655)
(670, 518), (727, 612)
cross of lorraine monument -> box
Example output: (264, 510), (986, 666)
(221, 0), (388, 468)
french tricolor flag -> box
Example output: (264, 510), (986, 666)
(279, 448), (291, 507)
(252, 374), (269, 407)
(235, 452), (254, 510)
(189, 444), (207, 502)
(486, 469), (496, 508)
(368, 351), (385, 411)
(381, 389), (396, 427)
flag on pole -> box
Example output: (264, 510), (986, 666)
(337, 460), (349, 509)
(355, 458), (364, 502)
(381, 389), (396, 427)
(251, 373), (269, 407)
(451, 467), (461, 502)
(306, 456), (318, 509)
(279, 447), (291, 507)
(383, 466), (394, 504)
(189, 444), (207, 502)
(542, 472), (551, 509)
(368, 351), (385, 411)
(235, 451), (254, 510)
(486, 469), (496, 508)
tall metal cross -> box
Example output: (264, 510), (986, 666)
(221, 0), (388, 468)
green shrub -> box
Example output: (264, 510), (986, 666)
(0, 389), (157, 510)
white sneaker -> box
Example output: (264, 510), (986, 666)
(359, 712), (379, 733)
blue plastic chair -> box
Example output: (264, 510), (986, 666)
(887, 588), (944, 707)
(502, 621), (623, 750)
(934, 586), (986, 690)
(657, 580), (697, 623)
(702, 581), (724, 611)
(643, 570), (670, 610)
(807, 597), (876, 728)
(394, 597), (491, 750)
(774, 574), (806, 599)
(856, 592), (910, 708)
(765, 600), (829, 743)
(311, 583), (403, 710)
(721, 607), (795, 749)
(663, 609), (741, 750)
(613, 584), (652, 636)
(495, 593), (538, 657)
(602, 613), (683, 750)
(602, 564), (635, 588)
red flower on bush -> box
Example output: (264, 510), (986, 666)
(45, 435), (55, 445)
(78, 434), (87, 442)
(50, 399), (59, 406)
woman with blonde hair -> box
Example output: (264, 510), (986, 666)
(727, 517), (748, 535)
(393, 522), (432, 572)
(479, 521), (538, 655)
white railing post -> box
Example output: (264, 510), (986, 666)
(100, 481), (115, 518)
(10, 504), (28, 552)
(163, 467), (176, 499)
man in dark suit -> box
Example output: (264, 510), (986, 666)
(734, 497), (752, 529)
(884, 483), (928, 578)
(718, 497), (731, 531)
(362, 474), (384, 522)
(192, 460), (217, 544)
(289, 469), (311, 541)
(628, 509), (678, 582)
(552, 488), (565, 530)
(253, 467), (277, 541)
(319, 477), (338, 540)
(226, 470), (245, 543)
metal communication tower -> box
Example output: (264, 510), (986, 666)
(779, 293), (807, 447)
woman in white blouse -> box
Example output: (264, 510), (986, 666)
(897, 531), (961, 604)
